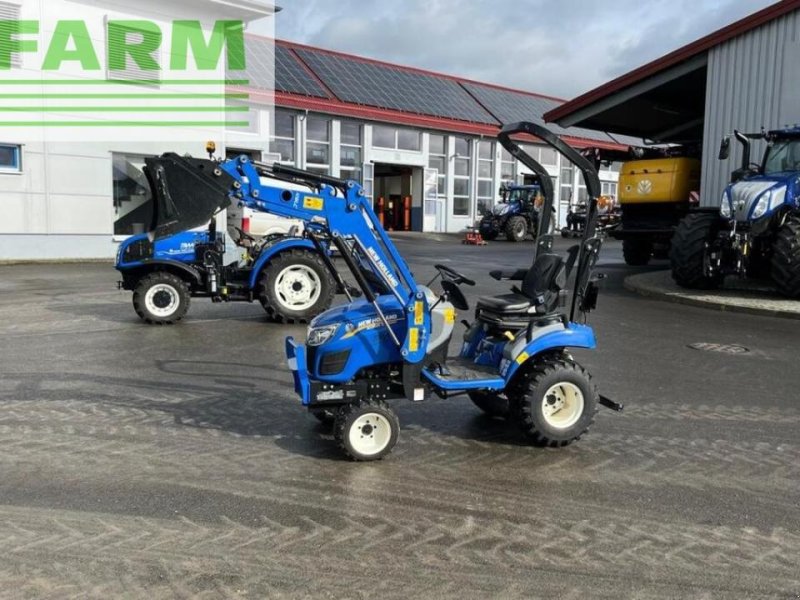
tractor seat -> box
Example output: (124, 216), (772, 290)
(476, 293), (534, 313)
(476, 251), (575, 323)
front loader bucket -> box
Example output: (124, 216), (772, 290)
(144, 153), (237, 240)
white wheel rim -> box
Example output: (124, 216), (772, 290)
(541, 382), (585, 430)
(348, 412), (392, 456)
(145, 284), (179, 317)
(274, 265), (322, 311)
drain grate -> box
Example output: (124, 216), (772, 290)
(688, 342), (750, 355)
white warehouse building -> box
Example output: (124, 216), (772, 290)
(0, 5), (627, 260)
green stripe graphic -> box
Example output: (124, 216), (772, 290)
(0, 106), (249, 112)
(0, 93), (250, 99)
(0, 121), (250, 127)
(0, 79), (250, 85)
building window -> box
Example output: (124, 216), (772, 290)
(539, 146), (557, 166)
(270, 109), (296, 164)
(340, 121), (362, 182)
(560, 163), (575, 207)
(112, 153), (152, 236)
(0, 144), (22, 173)
(0, 2), (22, 68)
(106, 21), (161, 85)
(305, 115), (331, 174)
(601, 181), (618, 199)
(500, 146), (515, 182)
(428, 133), (447, 195)
(373, 125), (421, 151)
(453, 136), (471, 216)
(477, 141), (494, 216)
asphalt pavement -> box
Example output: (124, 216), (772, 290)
(0, 236), (798, 599)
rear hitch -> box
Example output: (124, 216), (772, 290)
(599, 394), (624, 412)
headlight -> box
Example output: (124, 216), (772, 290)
(307, 324), (339, 346)
(751, 192), (771, 220)
(720, 192), (732, 218)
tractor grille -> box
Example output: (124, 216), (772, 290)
(319, 350), (350, 376)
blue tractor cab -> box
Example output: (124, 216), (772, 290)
(671, 127), (800, 297)
(144, 122), (623, 461)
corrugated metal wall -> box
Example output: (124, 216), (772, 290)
(700, 10), (800, 207)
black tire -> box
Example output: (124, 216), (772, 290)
(622, 239), (653, 266)
(482, 230), (499, 241)
(670, 213), (723, 289)
(334, 400), (399, 461)
(771, 214), (800, 298)
(132, 271), (190, 325)
(507, 357), (598, 447)
(468, 391), (509, 418)
(505, 216), (528, 242)
(258, 248), (336, 324)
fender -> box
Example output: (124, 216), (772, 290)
(501, 322), (596, 382)
(248, 237), (317, 289)
(117, 259), (204, 287)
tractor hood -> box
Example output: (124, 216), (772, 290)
(724, 172), (799, 222)
(144, 153), (237, 240)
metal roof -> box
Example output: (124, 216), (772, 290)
(235, 36), (631, 149)
(544, 0), (800, 127)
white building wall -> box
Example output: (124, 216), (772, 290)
(700, 9), (800, 208)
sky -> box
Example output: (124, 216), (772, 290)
(257, 0), (777, 100)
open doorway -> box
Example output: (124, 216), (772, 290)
(373, 163), (424, 231)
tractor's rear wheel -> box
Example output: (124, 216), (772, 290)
(507, 357), (598, 447)
(334, 400), (399, 461)
(771, 214), (800, 298)
(622, 239), (653, 266)
(259, 249), (335, 324)
(670, 213), (723, 289)
(468, 391), (509, 418)
(505, 216), (528, 242)
(132, 271), (190, 325)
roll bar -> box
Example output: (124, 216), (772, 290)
(497, 122), (604, 323)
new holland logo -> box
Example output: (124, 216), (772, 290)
(637, 179), (654, 195)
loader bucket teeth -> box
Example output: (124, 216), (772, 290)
(145, 153), (236, 240)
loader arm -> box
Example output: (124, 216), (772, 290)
(145, 152), (428, 362)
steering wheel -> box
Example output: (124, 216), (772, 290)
(435, 264), (475, 286)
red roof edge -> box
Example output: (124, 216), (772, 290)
(544, 0), (800, 124)
(233, 89), (627, 150)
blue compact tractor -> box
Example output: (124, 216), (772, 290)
(143, 122), (622, 461)
(671, 127), (800, 297)
(116, 158), (337, 325)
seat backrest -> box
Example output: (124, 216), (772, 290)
(520, 253), (566, 300)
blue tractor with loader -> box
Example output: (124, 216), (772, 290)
(115, 152), (338, 325)
(142, 122), (622, 461)
(671, 127), (800, 297)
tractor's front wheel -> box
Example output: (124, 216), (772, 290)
(469, 391), (509, 418)
(508, 357), (598, 447)
(670, 213), (723, 289)
(505, 216), (528, 242)
(132, 271), (191, 325)
(771, 214), (800, 298)
(334, 400), (399, 461)
(622, 239), (653, 266)
(482, 230), (499, 241)
(259, 249), (335, 324)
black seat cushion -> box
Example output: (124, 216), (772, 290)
(476, 293), (532, 314)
